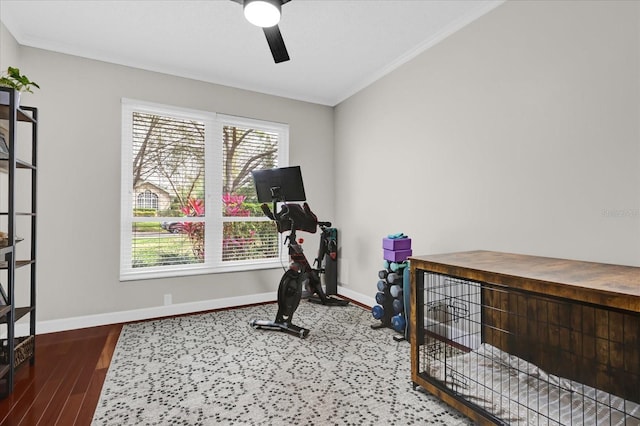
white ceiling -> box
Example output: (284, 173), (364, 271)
(0, 0), (502, 106)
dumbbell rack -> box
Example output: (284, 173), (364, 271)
(371, 235), (412, 340)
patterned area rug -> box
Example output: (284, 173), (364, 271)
(92, 302), (471, 425)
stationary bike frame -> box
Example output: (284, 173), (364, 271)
(250, 202), (347, 338)
(277, 201), (347, 308)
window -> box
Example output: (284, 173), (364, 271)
(137, 190), (158, 210)
(120, 99), (288, 280)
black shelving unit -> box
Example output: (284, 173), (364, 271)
(0, 87), (37, 399)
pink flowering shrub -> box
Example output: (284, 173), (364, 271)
(222, 193), (251, 217)
(222, 193), (257, 260)
(179, 194), (273, 262)
(181, 197), (205, 260)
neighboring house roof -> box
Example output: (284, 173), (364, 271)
(134, 181), (171, 197)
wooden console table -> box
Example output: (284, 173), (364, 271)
(409, 250), (640, 425)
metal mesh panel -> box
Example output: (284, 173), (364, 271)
(418, 271), (640, 425)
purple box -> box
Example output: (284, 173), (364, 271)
(383, 249), (412, 262)
(382, 238), (412, 250)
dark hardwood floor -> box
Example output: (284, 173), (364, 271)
(0, 324), (122, 426)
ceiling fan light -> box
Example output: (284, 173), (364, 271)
(244, 0), (281, 28)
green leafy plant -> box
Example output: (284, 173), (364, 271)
(0, 66), (40, 93)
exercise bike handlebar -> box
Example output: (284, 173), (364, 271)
(261, 202), (332, 233)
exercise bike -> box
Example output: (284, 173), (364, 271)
(249, 166), (349, 338)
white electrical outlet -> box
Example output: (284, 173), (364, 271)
(163, 294), (172, 305)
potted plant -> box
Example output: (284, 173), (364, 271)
(0, 66), (40, 107)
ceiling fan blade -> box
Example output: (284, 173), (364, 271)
(263, 25), (290, 63)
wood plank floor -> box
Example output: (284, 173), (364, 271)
(0, 324), (122, 426)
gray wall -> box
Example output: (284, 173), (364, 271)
(334, 0), (640, 299)
(0, 21), (19, 70)
(3, 0), (639, 325)
(14, 47), (334, 322)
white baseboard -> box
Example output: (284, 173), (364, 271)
(8, 287), (374, 337)
(11, 292), (277, 337)
(336, 286), (375, 308)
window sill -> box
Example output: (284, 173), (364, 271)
(120, 259), (285, 282)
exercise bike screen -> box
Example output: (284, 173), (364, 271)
(252, 166), (307, 203)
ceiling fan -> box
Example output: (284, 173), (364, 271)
(231, 0), (292, 63)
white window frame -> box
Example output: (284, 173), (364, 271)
(120, 99), (288, 281)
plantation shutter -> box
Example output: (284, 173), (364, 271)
(218, 116), (283, 263)
(122, 106), (209, 279)
(121, 100), (288, 280)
